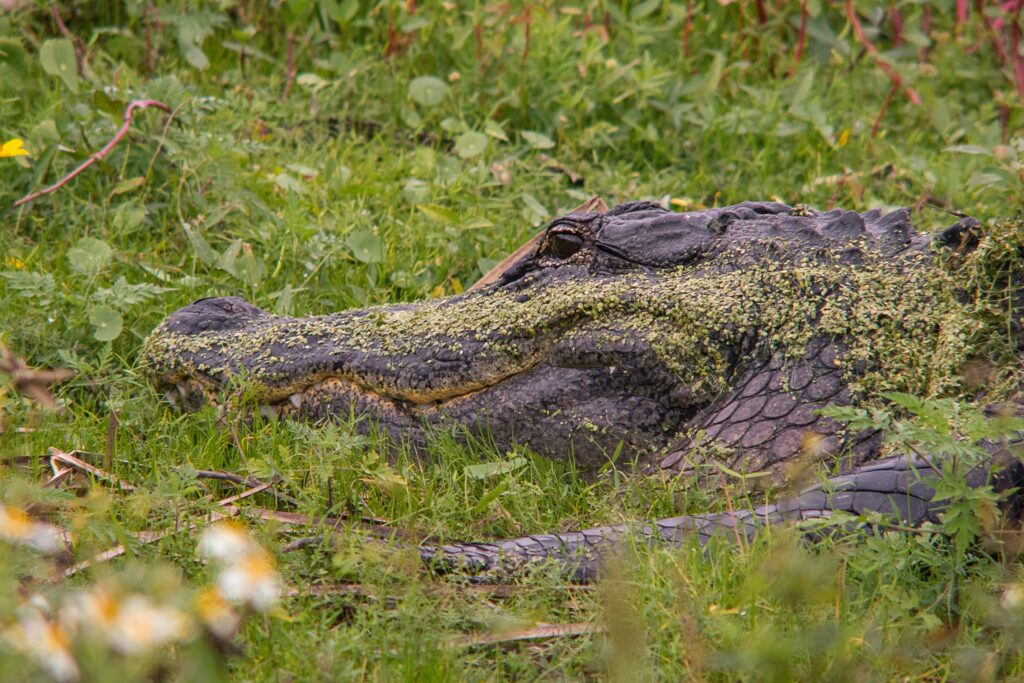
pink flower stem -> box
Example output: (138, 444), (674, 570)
(14, 99), (171, 208)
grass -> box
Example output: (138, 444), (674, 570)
(2, 1), (1024, 680)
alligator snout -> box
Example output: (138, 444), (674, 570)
(160, 296), (268, 335)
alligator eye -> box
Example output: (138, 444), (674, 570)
(548, 232), (583, 259)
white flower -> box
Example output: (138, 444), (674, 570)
(217, 553), (281, 612)
(198, 522), (281, 612)
(197, 521), (260, 563)
(0, 504), (64, 554)
(70, 589), (191, 655)
(195, 586), (240, 640)
(5, 608), (79, 682)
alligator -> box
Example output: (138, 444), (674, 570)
(142, 199), (1024, 580)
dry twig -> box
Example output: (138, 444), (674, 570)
(0, 342), (74, 418)
(441, 622), (603, 648)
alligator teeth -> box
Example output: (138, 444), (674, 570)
(164, 390), (178, 407)
(289, 393), (303, 409)
(259, 405), (277, 420)
(177, 384), (188, 397)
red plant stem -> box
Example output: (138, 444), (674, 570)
(919, 4), (932, 61)
(14, 99), (172, 208)
(1011, 14), (1024, 98)
(280, 33), (296, 101)
(889, 4), (904, 47)
(957, 0), (969, 33)
(977, 0), (1010, 63)
(871, 82), (899, 139)
(790, 0), (808, 76)
(474, 22), (485, 77)
(755, 0), (767, 25)
(49, 2), (84, 76)
(846, 0), (921, 105)
(521, 6), (532, 68)
(682, 0), (696, 57)
(143, 3), (154, 76)
(827, 173), (849, 210)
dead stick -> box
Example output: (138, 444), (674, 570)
(48, 448), (135, 492)
(845, 0), (921, 106)
(193, 469), (301, 508)
(222, 505), (428, 543)
(15, 99), (171, 207)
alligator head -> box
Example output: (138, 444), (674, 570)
(142, 200), (982, 474)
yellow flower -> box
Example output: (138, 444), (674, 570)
(4, 256), (25, 269)
(0, 138), (29, 158)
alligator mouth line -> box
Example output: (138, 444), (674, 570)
(158, 360), (544, 418)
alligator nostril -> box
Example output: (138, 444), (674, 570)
(161, 296), (267, 335)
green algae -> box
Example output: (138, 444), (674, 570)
(140, 215), (1024, 433)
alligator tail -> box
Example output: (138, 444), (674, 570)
(418, 455), (1024, 583)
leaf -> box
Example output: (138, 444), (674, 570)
(109, 177), (146, 197)
(1, 271), (56, 305)
(234, 249), (266, 287)
(471, 480), (510, 515)
(89, 305), (124, 342)
(345, 230), (385, 264)
(182, 224), (218, 266)
(178, 38), (209, 70)
(630, 0), (661, 20)
(324, 0), (360, 25)
(94, 276), (171, 309)
(217, 239), (242, 276)
(521, 130), (555, 150)
(944, 144), (992, 156)
(703, 51), (725, 93)
(520, 193), (550, 224)
(274, 172), (305, 193)
(39, 39), (78, 93)
(460, 216), (493, 230)
(112, 202), (147, 233)
(484, 119), (508, 142)
(454, 131), (488, 159)
(408, 76), (448, 107)
(417, 204), (459, 224)
(464, 456), (528, 481)
(67, 237), (113, 276)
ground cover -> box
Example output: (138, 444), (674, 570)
(2, 1), (1024, 680)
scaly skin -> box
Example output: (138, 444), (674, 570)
(142, 201), (1024, 579)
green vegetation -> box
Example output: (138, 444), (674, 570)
(2, 1), (1024, 680)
